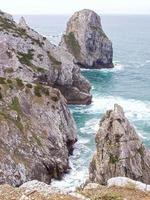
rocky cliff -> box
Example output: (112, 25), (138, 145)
(60, 9), (113, 69)
(89, 104), (150, 185)
(0, 77), (77, 186)
(0, 10), (87, 186)
(0, 11), (91, 104)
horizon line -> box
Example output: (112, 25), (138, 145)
(13, 13), (150, 16)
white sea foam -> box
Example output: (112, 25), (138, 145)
(51, 96), (150, 191)
(81, 61), (124, 73)
(80, 118), (99, 134)
(88, 96), (150, 122)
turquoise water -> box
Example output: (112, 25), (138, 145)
(14, 15), (150, 190)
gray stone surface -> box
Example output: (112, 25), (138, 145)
(0, 79), (77, 186)
(0, 12), (91, 104)
(89, 104), (150, 185)
(60, 9), (113, 69)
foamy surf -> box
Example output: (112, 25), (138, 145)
(51, 95), (150, 191)
(88, 96), (150, 122)
(81, 61), (124, 73)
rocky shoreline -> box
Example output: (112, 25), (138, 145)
(0, 8), (150, 200)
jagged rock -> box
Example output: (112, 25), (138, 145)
(89, 104), (150, 185)
(18, 17), (29, 30)
(0, 78), (77, 186)
(60, 9), (113, 69)
(0, 11), (91, 104)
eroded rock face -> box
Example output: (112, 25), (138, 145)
(0, 11), (91, 104)
(0, 79), (77, 186)
(89, 104), (150, 185)
(60, 9), (113, 69)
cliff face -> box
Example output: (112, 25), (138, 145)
(60, 9), (113, 69)
(0, 78), (77, 186)
(0, 11), (91, 104)
(89, 104), (150, 185)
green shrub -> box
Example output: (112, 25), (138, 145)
(109, 155), (119, 164)
(34, 84), (42, 97)
(9, 84), (14, 89)
(36, 67), (46, 73)
(4, 67), (14, 73)
(16, 78), (24, 87)
(34, 84), (50, 97)
(17, 50), (34, 66)
(0, 77), (6, 84)
(51, 94), (59, 102)
(47, 52), (62, 67)
(42, 87), (49, 96)
(10, 97), (22, 114)
(64, 32), (81, 59)
(0, 92), (2, 100)
(26, 83), (32, 88)
(7, 79), (12, 84)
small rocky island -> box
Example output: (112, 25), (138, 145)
(89, 104), (150, 185)
(60, 9), (113, 69)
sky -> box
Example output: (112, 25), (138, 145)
(0, 0), (150, 15)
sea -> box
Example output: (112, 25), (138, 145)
(14, 14), (150, 191)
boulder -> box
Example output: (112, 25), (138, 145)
(89, 104), (150, 185)
(60, 9), (113, 69)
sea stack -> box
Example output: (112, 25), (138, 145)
(60, 9), (113, 69)
(89, 104), (150, 185)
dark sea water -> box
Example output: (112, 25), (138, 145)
(14, 15), (150, 190)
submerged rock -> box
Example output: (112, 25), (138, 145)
(60, 9), (113, 69)
(89, 104), (150, 185)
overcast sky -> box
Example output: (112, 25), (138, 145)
(1, 0), (150, 15)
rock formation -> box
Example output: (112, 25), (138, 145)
(0, 10), (94, 186)
(0, 11), (92, 104)
(0, 78), (77, 186)
(89, 104), (150, 185)
(60, 9), (113, 69)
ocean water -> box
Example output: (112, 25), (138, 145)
(14, 15), (150, 190)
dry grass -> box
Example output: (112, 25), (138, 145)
(0, 185), (79, 200)
(80, 186), (150, 200)
(1, 184), (150, 200)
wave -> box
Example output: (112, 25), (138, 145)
(80, 118), (99, 134)
(52, 95), (150, 191)
(81, 61), (124, 73)
(88, 96), (150, 121)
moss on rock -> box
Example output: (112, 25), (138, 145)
(64, 32), (81, 60)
